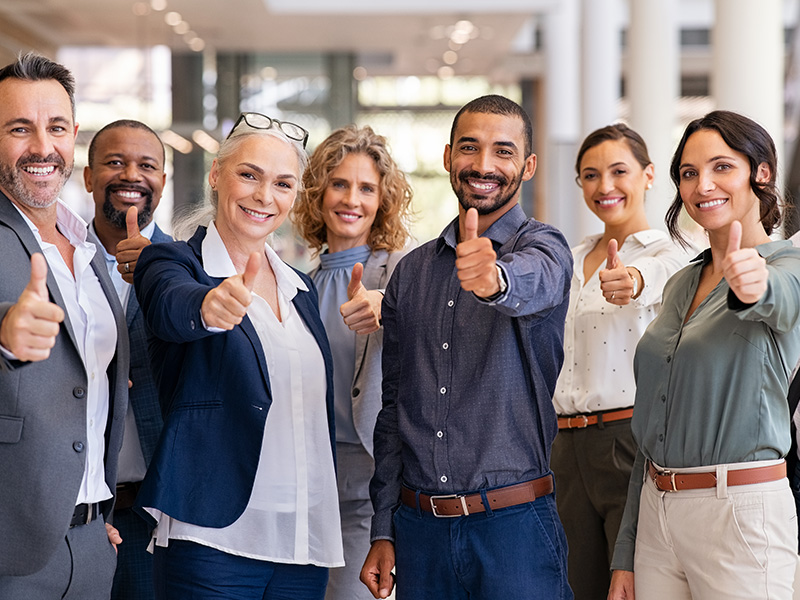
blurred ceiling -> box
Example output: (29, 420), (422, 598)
(0, 0), (557, 81)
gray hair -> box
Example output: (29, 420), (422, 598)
(173, 125), (308, 240)
(0, 52), (76, 120)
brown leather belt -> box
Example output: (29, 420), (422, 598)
(558, 407), (634, 429)
(648, 461), (786, 492)
(115, 481), (142, 511)
(401, 475), (554, 518)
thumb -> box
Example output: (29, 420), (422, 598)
(606, 239), (620, 269)
(242, 252), (261, 291)
(464, 207), (479, 241)
(27, 253), (49, 300)
(726, 220), (742, 255)
(347, 262), (364, 300)
(126, 206), (141, 239)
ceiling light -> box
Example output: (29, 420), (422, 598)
(192, 130), (220, 154)
(188, 38), (206, 52)
(443, 51), (458, 65)
(260, 66), (277, 80)
(132, 2), (149, 16)
(353, 66), (368, 81)
(161, 130), (193, 154)
(150, 0), (167, 10)
(164, 11), (182, 26)
(437, 66), (455, 79)
(173, 21), (190, 35)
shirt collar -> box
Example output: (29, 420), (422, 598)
(436, 203), (527, 254)
(13, 199), (90, 248)
(202, 220), (308, 298)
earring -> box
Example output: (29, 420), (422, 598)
(646, 183), (652, 190)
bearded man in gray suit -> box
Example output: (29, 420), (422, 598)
(0, 53), (129, 600)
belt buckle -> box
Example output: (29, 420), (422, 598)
(653, 469), (678, 492)
(429, 494), (468, 518)
(568, 415), (589, 428)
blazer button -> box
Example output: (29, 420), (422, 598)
(73, 387), (86, 399)
(73, 441), (85, 453)
(190, 319), (196, 330)
(352, 387), (360, 397)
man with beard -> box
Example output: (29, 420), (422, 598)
(0, 53), (129, 599)
(84, 120), (170, 600)
(360, 95), (574, 600)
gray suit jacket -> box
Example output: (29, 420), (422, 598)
(0, 192), (129, 576)
(312, 249), (407, 457)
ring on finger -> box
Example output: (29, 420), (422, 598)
(611, 291), (616, 300)
(124, 262), (130, 273)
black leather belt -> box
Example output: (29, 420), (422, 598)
(70, 503), (100, 527)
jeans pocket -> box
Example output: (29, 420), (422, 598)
(729, 495), (768, 571)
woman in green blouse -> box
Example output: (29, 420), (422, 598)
(608, 111), (800, 600)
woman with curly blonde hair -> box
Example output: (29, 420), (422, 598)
(292, 124), (412, 600)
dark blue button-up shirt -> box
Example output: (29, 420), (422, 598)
(370, 204), (573, 540)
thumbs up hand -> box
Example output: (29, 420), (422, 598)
(456, 208), (501, 297)
(340, 262), (383, 335)
(599, 239), (642, 306)
(116, 206), (151, 284)
(200, 252), (261, 330)
(721, 220), (768, 304)
(0, 253), (65, 361)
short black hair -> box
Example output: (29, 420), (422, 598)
(0, 52), (76, 119)
(88, 120), (165, 167)
(449, 94), (533, 158)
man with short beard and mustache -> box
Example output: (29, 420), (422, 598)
(361, 95), (574, 600)
(84, 120), (172, 600)
(0, 54), (129, 600)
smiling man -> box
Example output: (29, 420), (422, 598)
(0, 53), (129, 600)
(84, 120), (171, 600)
(360, 95), (574, 600)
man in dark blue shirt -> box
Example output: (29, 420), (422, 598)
(361, 95), (574, 599)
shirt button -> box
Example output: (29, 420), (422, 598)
(658, 434), (664, 441)
(437, 431), (443, 438)
(440, 387), (446, 394)
(447, 300), (454, 307)
(661, 395), (666, 403)
(666, 356), (671, 363)
(440, 475), (448, 483)
(442, 342), (449, 350)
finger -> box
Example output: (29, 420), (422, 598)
(378, 566), (394, 598)
(726, 220), (742, 256)
(27, 253), (49, 301)
(126, 206), (140, 239)
(347, 262), (365, 301)
(464, 207), (479, 241)
(606, 238), (619, 269)
(242, 252), (261, 291)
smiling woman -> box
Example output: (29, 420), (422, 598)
(292, 124), (413, 600)
(132, 114), (344, 600)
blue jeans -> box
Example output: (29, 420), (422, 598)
(394, 491), (573, 600)
(153, 540), (329, 600)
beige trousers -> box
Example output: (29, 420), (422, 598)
(634, 461), (798, 600)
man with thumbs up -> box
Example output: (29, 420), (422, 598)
(0, 54), (129, 600)
(84, 120), (170, 600)
(362, 95), (574, 600)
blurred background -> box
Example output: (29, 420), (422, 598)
(0, 0), (797, 265)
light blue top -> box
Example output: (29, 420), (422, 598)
(313, 244), (372, 445)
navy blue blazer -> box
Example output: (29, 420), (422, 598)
(133, 226), (335, 528)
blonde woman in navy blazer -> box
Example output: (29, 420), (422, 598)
(133, 113), (343, 600)
(293, 125), (413, 600)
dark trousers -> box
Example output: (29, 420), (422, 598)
(394, 491), (572, 600)
(111, 506), (155, 600)
(551, 420), (637, 600)
(0, 515), (117, 600)
(153, 539), (329, 600)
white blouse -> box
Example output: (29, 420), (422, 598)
(552, 230), (691, 416)
(149, 222), (343, 567)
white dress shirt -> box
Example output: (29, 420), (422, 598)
(553, 229), (691, 416)
(13, 201), (118, 504)
(89, 220), (156, 485)
(149, 222), (343, 567)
